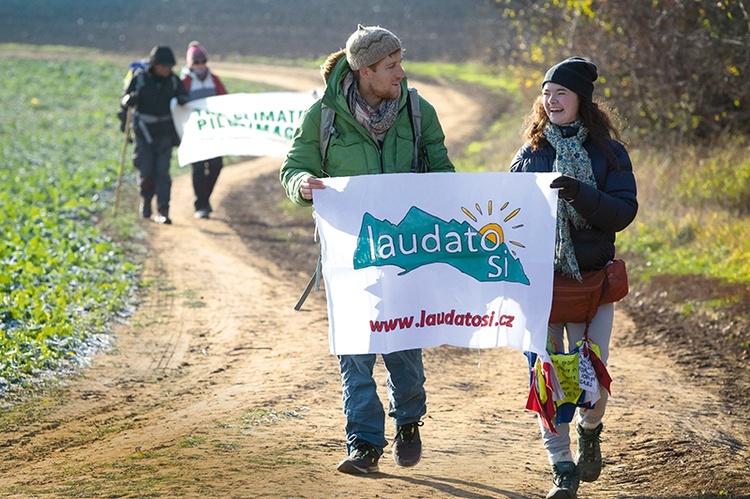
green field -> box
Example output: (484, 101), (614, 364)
(1, 57), (139, 390)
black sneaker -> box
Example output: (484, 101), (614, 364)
(336, 444), (380, 474)
(576, 423), (603, 482)
(547, 461), (579, 499)
(392, 421), (423, 467)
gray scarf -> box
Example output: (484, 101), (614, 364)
(543, 121), (597, 280)
(343, 72), (400, 142)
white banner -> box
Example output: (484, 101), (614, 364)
(313, 171), (559, 356)
(171, 91), (318, 166)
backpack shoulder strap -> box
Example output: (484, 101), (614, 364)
(134, 69), (147, 97)
(408, 87), (421, 140)
(407, 87), (423, 172)
(319, 102), (338, 171)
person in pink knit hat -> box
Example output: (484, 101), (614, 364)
(181, 41), (228, 219)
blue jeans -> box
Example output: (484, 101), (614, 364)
(338, 349), (427, 454)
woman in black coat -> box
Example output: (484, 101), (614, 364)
(510, 57), (638, 499)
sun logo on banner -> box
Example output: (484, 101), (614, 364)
(460, 200), (526, 258)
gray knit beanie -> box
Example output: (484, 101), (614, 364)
(542, 57), (598, 101)
(345, 24), (402, 70)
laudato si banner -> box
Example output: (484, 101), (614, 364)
(312, 171), (559, 356)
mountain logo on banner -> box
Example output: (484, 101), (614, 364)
(353, 201), (529, 284)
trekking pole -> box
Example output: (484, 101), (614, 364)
(113, 107), (133, 216)
(294, 253), (322, 311)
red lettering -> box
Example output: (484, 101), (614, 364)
(498, 314), (515, 327)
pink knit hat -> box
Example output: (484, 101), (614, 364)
(186, 41), (208, 66)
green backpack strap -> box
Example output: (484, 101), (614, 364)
(319, 102), (337, 172)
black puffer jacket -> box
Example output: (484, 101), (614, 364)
(123, 69), (188, 138)
(509, 137), (638, 271)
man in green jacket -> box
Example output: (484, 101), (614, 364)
(280, 25), (454, 475)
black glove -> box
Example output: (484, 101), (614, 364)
(117, 108), (128, 132)
(550, 175), (580, 200)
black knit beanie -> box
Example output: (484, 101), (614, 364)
(149, 45), (177, 67)
(542, 57), (598, 101)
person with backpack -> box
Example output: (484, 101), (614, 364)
(509, 57), (638, 499)
(180, 41), (228, 219)
(279, 25), (454, 475)
(120, 45), (189, 224)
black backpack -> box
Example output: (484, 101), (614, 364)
(117, 61), (147, 132)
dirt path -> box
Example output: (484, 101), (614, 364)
(0, 63), (747, 499)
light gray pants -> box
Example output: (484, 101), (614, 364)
(540, 302), (614, 464)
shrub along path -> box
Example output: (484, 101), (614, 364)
(0, 63), (747, 498)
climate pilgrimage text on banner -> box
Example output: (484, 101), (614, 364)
(171, 91), (318, 166)
(312, 171), (559, 357)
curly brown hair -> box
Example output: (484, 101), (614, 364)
(521, 95), (625, 166)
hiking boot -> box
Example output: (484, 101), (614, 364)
(336, 444), (380, 474)
(576, 423), (603, 482)
(547, 461), (579, 499)
(139, 201), (152, 219)
(392, 421), (423, 467)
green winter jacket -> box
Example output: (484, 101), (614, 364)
(280, 56), (454, 206)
